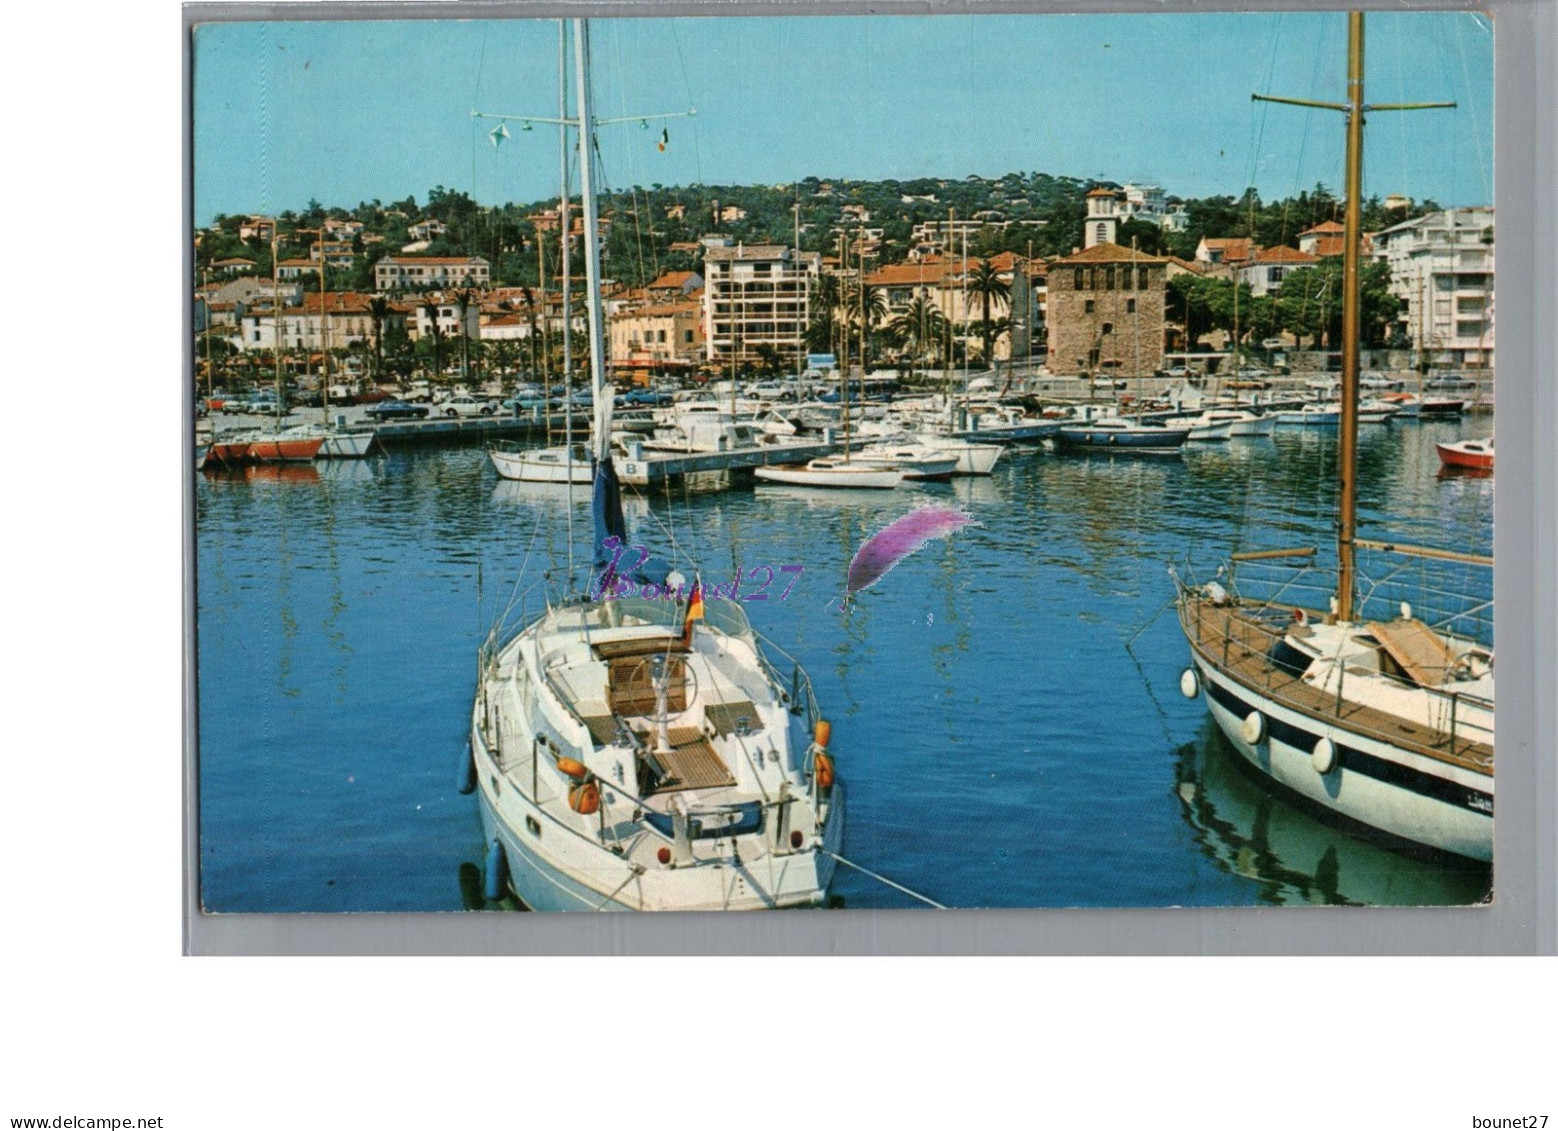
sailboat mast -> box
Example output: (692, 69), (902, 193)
(1336, 11), (1365, 622)
(572, 19), (610, 463)
(559, 20), (574, 452)
(319, 256), (330, 420)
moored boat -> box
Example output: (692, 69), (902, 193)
(488, 440), (593, 483)
(246, 430), (326, 463)
(1174, 12), (1492, 863)
(754, 458), (904, 489)
(1054, 414), (1190, 453)
(469, 20), (842, 910)
(1436, 436), (1493, 471)
(850, 444), (960, 480)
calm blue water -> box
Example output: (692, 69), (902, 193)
(196, 415), (1494, 911)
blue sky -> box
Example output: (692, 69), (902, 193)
(192, 11), (1493, 225)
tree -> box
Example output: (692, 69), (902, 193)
(453, 287), (480, 383)
(967, 258), (1011, 365)
(368, 295), (391, 379)
(420, 300), (445, 380)
(891, 293), (945, 366)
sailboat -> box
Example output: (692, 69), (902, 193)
(466, 20), (842, 910)
(1173, 12), (1492, 862)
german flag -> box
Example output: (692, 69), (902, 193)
(681, 581), (704, 647)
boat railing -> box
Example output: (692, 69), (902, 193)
(1218, 549), (1494, 647)
(752, 636), (821, 728)
(1181, 591), (1492, 765)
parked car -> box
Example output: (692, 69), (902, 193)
(1260, 337), (1287, 351)
(238, 392), (288, 415)
(1425, 372), (1477, 392)
(619, 388), (674, 407)
(365, 399), (431, 421)
(435, 394), (500, 418)
(1091, 376), (1127, 390)
(1360, 372), (1405, 391)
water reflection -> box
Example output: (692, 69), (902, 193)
(1173, 722), (1492, 906)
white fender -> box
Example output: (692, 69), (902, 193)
(1312, 737), (1337, 774)
(1179, 668), (1200, 700)
(1240, 710), (1266, 745)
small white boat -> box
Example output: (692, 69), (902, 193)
(1272, 404), (1341, 427)
(1358, 398), (1401, 424)
(754, 458), (904, 489)
(851, 444), (960, 480)
(318, 429), (377, 458)
(912, 433), (1004, 475)
(1169, 409), (1270, 442)
(488, 441), (593, 484)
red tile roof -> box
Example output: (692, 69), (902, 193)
(1051, 243), (1171, 265)
(865, 262), (952, 286)
(1252, 245), (1316, 264)
(648, 270), (698, 290)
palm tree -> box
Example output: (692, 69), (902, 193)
(368, 295), (390, 380)
(453, 287), (480, 384)
(851, 282), (889, 371)
(892, 294), (945, 368)
(967, 258), (1011, 366)
(516, 287), (540, 380)
(421, 300), (445, 382)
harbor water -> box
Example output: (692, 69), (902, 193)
(196, 416), (1495, 911)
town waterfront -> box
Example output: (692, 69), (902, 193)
(196, 416), (1494, 912)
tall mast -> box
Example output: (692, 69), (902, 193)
(1252, 10), (1453, 623)
(1335, 11), (1366, 621)
(319, 255), (330, 421)
(559, 20), (574, 452)
(572, 19), (610, 462)
(272, 224), (283, 420)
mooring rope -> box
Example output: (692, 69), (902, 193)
(822, 851), (946, 909)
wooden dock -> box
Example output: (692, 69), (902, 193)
(615, 439), (847, 486)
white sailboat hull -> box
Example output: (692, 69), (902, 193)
(319, 430), (376, 458)
(754, 463), (904, 488)
(1189, 651), (1492, 861)
(489, 446), (592, 483)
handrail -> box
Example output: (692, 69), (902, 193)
(1189, 595), (1493, 760)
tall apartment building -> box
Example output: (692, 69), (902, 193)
(701, 241), (820, 366)
(1369, 207), (1494, 367)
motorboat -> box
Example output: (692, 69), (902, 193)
(1054, 412), (1191, 453)
(754, 458), (905, 489)
(1436, 436), (1494, 471)
(849, 443), (960, 481)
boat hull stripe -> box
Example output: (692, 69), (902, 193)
(1201, 675), (1492, 815)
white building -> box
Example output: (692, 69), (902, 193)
(701, 241), (820, 365)
(1083, 184), (1190, 247)
(1370, 207), (1494, 367)
(374, 255), (491, 293)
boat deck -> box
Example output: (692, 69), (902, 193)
(641, 727), (736, 793)
(1182, 600), (1492, 773)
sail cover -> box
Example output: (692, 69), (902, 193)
(592, 456), (671, 593)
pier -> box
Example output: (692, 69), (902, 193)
(616, 438), (850, 486)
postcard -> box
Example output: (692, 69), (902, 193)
(191, 9), (1497, 915)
